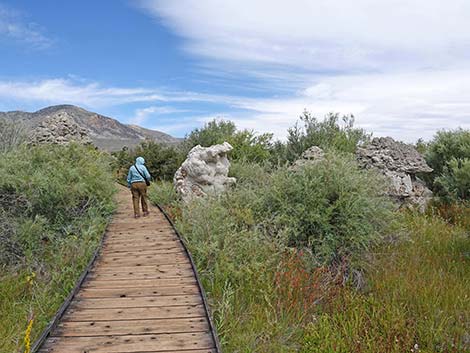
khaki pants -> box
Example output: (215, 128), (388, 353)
(130, 182), (148, 215)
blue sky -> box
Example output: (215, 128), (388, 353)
(0, 0), (469, 141)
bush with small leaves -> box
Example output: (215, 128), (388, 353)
(424, 128), (470, 202)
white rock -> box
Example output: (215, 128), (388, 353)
(174, 142), (236, 201)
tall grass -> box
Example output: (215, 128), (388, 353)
(0, 144), (115, 352)
(302, 213), (470, 352)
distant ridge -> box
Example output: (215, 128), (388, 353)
(0, 104), (181, 151)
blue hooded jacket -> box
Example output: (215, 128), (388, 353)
(127, 157), (151, 187)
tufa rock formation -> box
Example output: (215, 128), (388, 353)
(291, 138), (433, 211)
(356, 137), (433, 211)
(290, 146), (325, 170)
(174, 142), (236, 201)
(29, 112), (92, 146)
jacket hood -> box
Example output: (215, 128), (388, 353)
(136, 157), (145, 165)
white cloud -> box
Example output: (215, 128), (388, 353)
(0, 78), (167, 107)
(0, 77), (247, 108)
(129, 105), (188, 125)
(226, 69), (470, 142)
(138, 0), (470, 72)
(145, 114), (218, 136)
(132, 0), (470, 141)
(0, 78), (240, 108)
(0, 4), (52, 48)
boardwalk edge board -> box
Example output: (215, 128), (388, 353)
(155, 203), (222, 353)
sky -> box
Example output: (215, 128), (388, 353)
(0, 0), (469, 141)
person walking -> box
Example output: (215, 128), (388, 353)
(127, 157), (152, 218)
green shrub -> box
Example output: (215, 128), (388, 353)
(0, 144), (115, 225)
(435, 158), (470, 201)
(257, 153), (394, 265)
(425, 129), (470, 202)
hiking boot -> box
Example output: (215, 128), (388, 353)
(143, 211), (149, 217)
(134, 214), (141, 218)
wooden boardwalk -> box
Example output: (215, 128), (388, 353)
(34, 186), (219, 353)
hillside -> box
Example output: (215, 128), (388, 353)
(0, 105), (181, 151)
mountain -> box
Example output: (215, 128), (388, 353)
(0, 105), (181, 151)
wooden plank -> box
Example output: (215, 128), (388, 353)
(40, 349), (215, 353)
(87, 270), (195, 281)
(62, 305), (206, 321)
(103, 238), (178, 246)
(107, 235), (176, 240)
(40, 332), (214, 352)
(76, 285), (199, 299)
(102, 239), (178, 247)
(101, 244), (181, 252)
(106, 224), (174, 231)
(71, 295), (202, 309)
(105, 227), (175, 233)
(93, 263), (191, 271)
(101, 247), (182, 254)
(101, 245), (185, 256)
(97, 256), (189, 269)
(103, 236), (177, 243)
(82, 277), (196, 289)
(105, 231), (176, 237)
(102, 244), (182, 251)
(54, 317), (209, 337)
(91, 263), (192, 274)
(97, 259), (189, 271)
(99, 250), (186, 259)
(99, 253), (187, 262)
(101, 245), (182, 251)
(90, 264), (192, 275)
(97, 255), (189, 267)
(102, 240), (181, 248)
